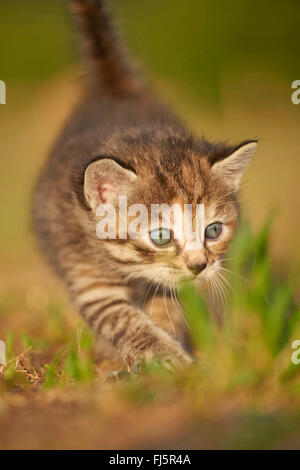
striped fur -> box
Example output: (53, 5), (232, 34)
(33, 0), (256, 370)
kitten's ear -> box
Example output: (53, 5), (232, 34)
(211, 141), (257, 191)
(84, 159), (137, 212)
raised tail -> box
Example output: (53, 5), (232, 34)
(71, 0), (142, 97)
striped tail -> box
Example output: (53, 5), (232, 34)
(70, 0), (142, 97)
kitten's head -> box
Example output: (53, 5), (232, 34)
(83, 130), (257, 287)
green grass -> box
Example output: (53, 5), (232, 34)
(0, 219), (299, 448)
(3, 217), (299, 393)
(64, 328), (95, 383)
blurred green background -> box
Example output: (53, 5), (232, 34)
(0, 0), (299, 271)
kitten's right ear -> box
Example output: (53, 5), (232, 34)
(84, 159), (137, 212)
(211, 141), (257, 191)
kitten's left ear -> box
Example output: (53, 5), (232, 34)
(211, 141), (257, 191)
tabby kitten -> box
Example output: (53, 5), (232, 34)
(33, 0), (257, 370)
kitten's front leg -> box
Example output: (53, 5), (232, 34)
(75, 283), (192, 371)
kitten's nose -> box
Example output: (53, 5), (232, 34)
(187, 262), (207, 275)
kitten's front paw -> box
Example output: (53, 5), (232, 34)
(133, 335), (193, 372)
(153, 341), (193, 372)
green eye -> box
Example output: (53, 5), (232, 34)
(205, 222), (222, 240)
(150, 228), (172, 247)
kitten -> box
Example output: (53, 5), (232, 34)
(33, 0), (257, 370)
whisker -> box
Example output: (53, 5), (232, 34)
(220, 257), (255, 264)
(172, 281), (183, 313)
(218, 266), (250, 287)
(170, 281), (180, 316)
(143, 282), (154, 309)
(211, 278), (220, 312)
(170, 281), (188, 333)
(211, 190), (236, 206)
(217, 273), (231, 306)
(215, 201), (235, 209)
(174, 283), (191, 329)
(163, 283), (176, 336)
(214, 276), (225, 313)
(214, 276), (226, 321)
(212, 279), (224, 321)
(209, 278), (217, 307)
(209, 277), (223, 323)
(215, 272), (232, 322)
(217, 270), (233, 292)
(150, 282), (161, 318)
